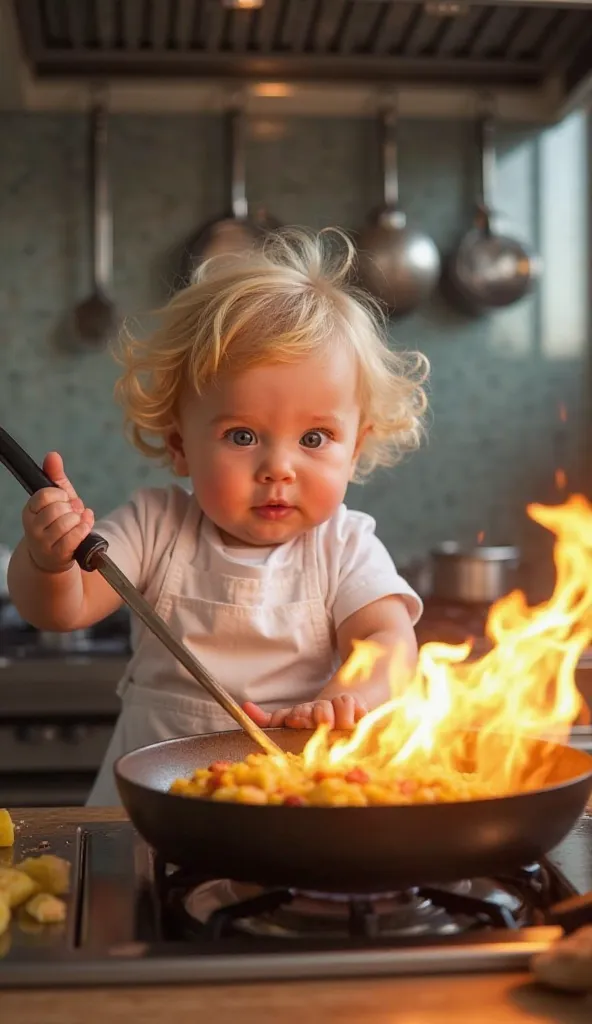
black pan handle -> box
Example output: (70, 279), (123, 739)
(0, 425), (108, 572)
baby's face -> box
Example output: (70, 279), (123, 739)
(168, 347), (364, 546)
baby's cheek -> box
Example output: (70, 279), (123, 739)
(308, 464), (349, 512)
(200, 461), (251, 513)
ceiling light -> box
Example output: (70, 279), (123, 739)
(222, 0), (265, 10)
(251, 83), (293, 98)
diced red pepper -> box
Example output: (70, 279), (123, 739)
(399, 779), (418, 795)
(283, 795), (305, 807)
(313, 771), (328, 783)
(345, 767), (370, 785)
(208, 760), (232, 774)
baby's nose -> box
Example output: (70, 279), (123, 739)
(256, 447), (296, 483)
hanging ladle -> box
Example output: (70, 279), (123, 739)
(71, 98), (118, 350)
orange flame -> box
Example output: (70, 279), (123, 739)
(297, 496), (592, 796)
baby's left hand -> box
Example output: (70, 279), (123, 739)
(243, 693), (368, 731)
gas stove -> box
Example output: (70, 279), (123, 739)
(2, 810), (592, 989)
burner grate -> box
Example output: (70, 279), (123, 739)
(153, 855), (545, 944)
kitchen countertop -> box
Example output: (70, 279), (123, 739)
(0, 807), (591, 1023)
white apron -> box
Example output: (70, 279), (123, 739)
(87, 500), (335, 805)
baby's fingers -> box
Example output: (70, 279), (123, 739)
(331, 694), (357, 730)
(312, 701), (335, 728)
(42, 452), (81, 506)
(285, 703), (315, 729)
(242, 702), (272, 727)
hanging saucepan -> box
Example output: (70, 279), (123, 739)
(179, 108), (280, 286)
(357, 106), (441, 318)
(445, 111), (540, 314)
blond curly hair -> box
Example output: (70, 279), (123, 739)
(115, 228), (429, 481)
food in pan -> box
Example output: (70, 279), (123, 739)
(169, 751), (505, 807)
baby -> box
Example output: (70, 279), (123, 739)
(8, 229), (428, 805)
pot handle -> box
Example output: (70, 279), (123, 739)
(476, 93), (497, 220)
(381, 104), (400, 209)
(229, 107), (248, 220)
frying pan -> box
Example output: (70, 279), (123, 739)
(115, 730), (592, 893)
(445, 111), (540, 314)
(179, 108), (280, 287)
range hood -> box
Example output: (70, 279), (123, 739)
(7, 0), (592, 118)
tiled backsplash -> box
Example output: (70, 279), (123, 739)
(0, 111), (588, 573)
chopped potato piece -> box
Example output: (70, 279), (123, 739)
(18, 855), (70, 896)
(0, 849), (13, 869)
(0, 898), (9, 937)
(0, 811), (14, 848)
(25, 893), (67, 924)
(0, 867), (39, 908)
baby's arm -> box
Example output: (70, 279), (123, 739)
(319, 593), (418, 710)
(243, 598), (417, 731)
(8, 452), (122, 631)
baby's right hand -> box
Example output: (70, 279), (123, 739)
(22, 452), (94, 573)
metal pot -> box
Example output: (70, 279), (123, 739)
(445, 108), (540, 314)
(179, 107), (281, 287)
(357, 105), (441, 318)
(431, 543), (521, 605)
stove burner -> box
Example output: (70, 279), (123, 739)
(164, 873), (528, 942)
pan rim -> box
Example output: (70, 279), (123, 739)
(114, 728), (592, 812)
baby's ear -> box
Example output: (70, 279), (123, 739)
(165, 428), (189, 477)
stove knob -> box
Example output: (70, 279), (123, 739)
(17, 724), (59, 744)
(62, 724), (90, 744)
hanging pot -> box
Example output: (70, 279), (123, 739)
(445, 110), (541, 314)
(357, 106), (441, 318)
(180, 108), (280, 286)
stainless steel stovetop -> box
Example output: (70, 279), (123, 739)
(2, 804), (592, 990)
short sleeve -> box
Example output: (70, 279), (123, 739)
(320, 506), (423, 629)
(93, 494), (146, 589)
(94, 486), (189, 593)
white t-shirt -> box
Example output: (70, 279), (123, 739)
(95, 485), (422, 635)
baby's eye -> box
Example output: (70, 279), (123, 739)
(300, 430), (328, 450)
(225, 428), (257, 447)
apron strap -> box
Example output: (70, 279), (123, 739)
(116, 497), (203, 698)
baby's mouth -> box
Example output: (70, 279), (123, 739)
(254, 502), (295, 520)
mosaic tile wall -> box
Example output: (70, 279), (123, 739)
(0, 111), (588, 582)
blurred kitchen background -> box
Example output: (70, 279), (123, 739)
(0, 0), (591, 804)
